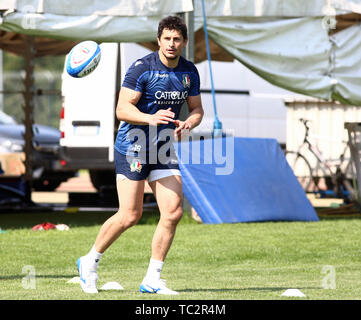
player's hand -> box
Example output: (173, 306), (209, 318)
(174, 120), (191, 140)
(147, 108), (175, 126)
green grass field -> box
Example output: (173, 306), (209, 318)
(1, 209), (361, 300)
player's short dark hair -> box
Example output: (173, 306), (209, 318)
(157, 16), (188, 40)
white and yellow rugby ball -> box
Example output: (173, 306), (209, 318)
(66, 41), (101, 78)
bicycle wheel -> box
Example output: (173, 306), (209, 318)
(284, 151), (313, 192)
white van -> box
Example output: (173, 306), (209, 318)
(60, 43), (288, 190)
(60, 43), (120, 189)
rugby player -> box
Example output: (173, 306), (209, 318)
(76, 15), (204, 295)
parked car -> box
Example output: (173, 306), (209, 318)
(0, 110), (76, 191)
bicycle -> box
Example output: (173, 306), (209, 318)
(284, 118), (355, 201)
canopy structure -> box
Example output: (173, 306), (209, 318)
(0, 31), (77, 56)
(1, 0), (361, 206)
(1, 0), (361, 104)
(0, 0), (232, 62)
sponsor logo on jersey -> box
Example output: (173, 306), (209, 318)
(155, 73), (169, 78)
(155, 91), (188, 100)
(130, 144), (142, 152)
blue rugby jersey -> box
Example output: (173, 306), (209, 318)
(114, 51), (200, 156)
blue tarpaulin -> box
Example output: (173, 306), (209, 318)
(174, 137), (319, 224)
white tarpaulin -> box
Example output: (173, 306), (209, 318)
(5, 0), (193, 16)
(0, 0), (193, 42)
(331, 23), (361, 105)
(194, 2), (361, 105)
(202, 16), (333, 100)
(192, 0), (361, 105)
(20, 0), (193, 16)
(1, 0), (361, 105)
(193, 0), (361, 17)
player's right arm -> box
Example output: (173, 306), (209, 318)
(116, 87), (175, 126)
(116, 58), (175, 126)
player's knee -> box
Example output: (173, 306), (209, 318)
(125, 213), (141, 228)
(163, 206), (183, 225)
(117, 209), (142, 229)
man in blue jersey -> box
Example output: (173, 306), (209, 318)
(76, 16), (204, 294)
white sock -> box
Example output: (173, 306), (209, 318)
(145, 258), (164, 281)
(85, 245), (103, 271)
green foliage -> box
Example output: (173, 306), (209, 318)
(2, 51), (66, 128)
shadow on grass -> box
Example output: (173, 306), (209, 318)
(178, 286), (321, 293)
(0, 274), (77, 280)
(0, 209), (196, 230)
(0, 210), (153, 230)
(317, 214), (361, 221)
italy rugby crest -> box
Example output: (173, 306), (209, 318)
(182, 74), (190, 88)
(130, 159), (142, 173)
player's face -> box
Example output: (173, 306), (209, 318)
(158, 28), (188, 61)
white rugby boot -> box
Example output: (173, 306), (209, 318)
(139, 278), (179, 295)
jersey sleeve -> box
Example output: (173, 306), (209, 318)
(189, 65), (201, 96)
(122, 59), (149, 92)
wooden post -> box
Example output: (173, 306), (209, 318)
(22, 35), (36, 204)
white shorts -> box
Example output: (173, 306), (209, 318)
(117, 169), (181, 183)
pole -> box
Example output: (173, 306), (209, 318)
(0, 49), (3, 111)
(178, 6), (194, 122)
(23, 36), (36, 204)
(184, 7), (194, 63)
(201, 0), (222, 137)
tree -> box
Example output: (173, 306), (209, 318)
(3, 51), (65, 128)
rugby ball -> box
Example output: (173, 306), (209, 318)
(66, 41), (101, 78)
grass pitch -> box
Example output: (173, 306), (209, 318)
(1, 210), (361, 300)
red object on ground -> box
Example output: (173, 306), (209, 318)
(32, 222), (56, 231)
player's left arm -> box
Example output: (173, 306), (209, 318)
(174, 94), (204, 139)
